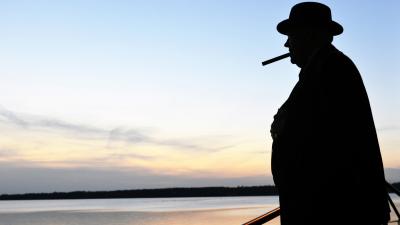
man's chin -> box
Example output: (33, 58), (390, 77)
(290, 57), (303, 68)
(290, 57), (296, 65)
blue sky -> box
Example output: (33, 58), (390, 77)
(0, 0), (399, 194)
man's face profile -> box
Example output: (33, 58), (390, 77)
(284, 28), (313, 68)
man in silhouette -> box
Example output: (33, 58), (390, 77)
(270, 2), (390, 225)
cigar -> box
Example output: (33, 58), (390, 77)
(261, 53), (290, 66)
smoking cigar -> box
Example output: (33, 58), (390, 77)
(262, 53), (290, 66)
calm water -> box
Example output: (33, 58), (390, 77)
(0, 196), (280, 225)
(0, 195), (398, 225)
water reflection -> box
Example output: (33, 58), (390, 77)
(0, 208), (280, 225)
(0, 195), (398, 225)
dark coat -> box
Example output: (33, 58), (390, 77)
(271, 44), (390, 225)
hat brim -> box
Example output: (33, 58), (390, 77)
(277, 19), (343, 36)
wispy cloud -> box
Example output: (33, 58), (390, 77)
(0, 106), (105, 137)
(107, 128), (150, 144)
(0, 107), (29, 127)
(108, 152), (158, 161)
(377, 125), (400, 132)
(38, 119), (103, 135)
(0, 106), (234, 152)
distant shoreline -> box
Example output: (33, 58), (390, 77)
(0, 186), (278, 201)
(1, 183), (399, 201)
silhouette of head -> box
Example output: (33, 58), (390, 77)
(277, 2), (343, 68)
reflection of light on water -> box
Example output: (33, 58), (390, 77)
(0, 196), (398, 225)
(0, 209), (281, 225)
(0, 196), (280, 225)
(147, 208), (282, 225)
(218, 207), (273, 216)
(0, 196), (279, 213)
(216, 207), (281, 225)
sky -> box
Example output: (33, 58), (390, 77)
(0, 0), (399, 194)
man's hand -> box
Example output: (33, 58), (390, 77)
(270, 108), (287, 139)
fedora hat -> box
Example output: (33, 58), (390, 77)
(277, 2), (343, 36)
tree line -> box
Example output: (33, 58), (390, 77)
(0, 183), (398, 200)
(0, 185), (278, 200)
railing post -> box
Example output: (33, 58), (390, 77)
(242, 207), (280, 225)
(387, 182), (400, 224)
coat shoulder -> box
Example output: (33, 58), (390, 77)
(323, 46), (360, 75)
(318, 46), (363, 87)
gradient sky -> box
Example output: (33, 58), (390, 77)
(0, 0), (399, 194)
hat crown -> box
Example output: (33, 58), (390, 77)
(289, 2), (332, 23)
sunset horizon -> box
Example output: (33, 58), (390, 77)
(1, 1), (399, 195)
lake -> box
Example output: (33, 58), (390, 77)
(0, 195), (398, 225)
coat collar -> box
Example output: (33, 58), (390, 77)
(298, 44), (339, 81)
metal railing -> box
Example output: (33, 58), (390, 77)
(242, 181), (400, 225)
(242, 207), (280, 225)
